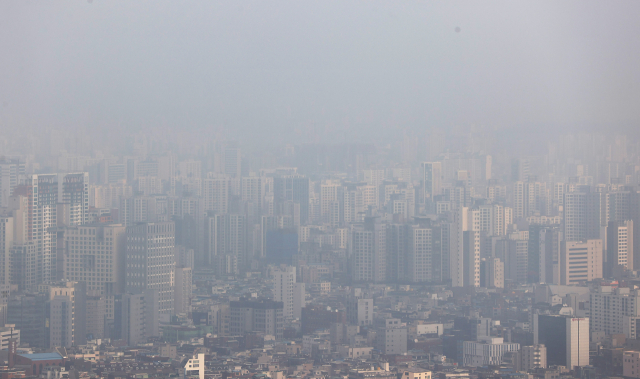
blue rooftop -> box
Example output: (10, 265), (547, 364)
(18, 353), (63, 361)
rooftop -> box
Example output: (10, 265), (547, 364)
(18, 353), (64, 361)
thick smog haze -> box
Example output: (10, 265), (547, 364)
(4, 2), (640, 373)
(2, 1), (640, 146)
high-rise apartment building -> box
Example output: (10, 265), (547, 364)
(90, 182), (133, 209)
(504, 238), (528, 285)
(477, 204), (511, 237)
(564, 186), (602, 242)
(320, 180), (340, 224)
(241, 175), (270, 214)
(272, 266), (296, 320)
(480, 257), (504, 288)
(451, 208), (480, 287)
(293, 282), (305, 319)
(8, 173), (89, 286)
(229, 298), (283, 339)
(125, 222), (175, 316)
(607, 220), (633, 274)
(407, 225), (432, 283)
(385, 223), (432, 283)
(358, 169), (385, 187)
(203, 175), (229, 215)
(529, 224), (561, 284)
(513, 181), (525, 220)
(224, 146), (241, 178)
(342, 183), (379, 224)
(351, 228), (374, 282)
(0, 158), (25, 208)
(274, 175), (310, 224)
(537, 226), (561, 284)
(590, 286), (640, 336)
(60, 173), (89, 226)
(21, 175), (59, 285)
(0, 215), (13, 286)
(559, 240), (603, 285)
(113, 291), (159, 345)
(63, 224), (126, 295)
(41, 281), (87, 347)
(86, 296), (106, 339)
(174, 267), (192, 315)
(534, 314), (589, 369)
(350, 218), (387, 283)
(205, 213), (247, 268)
(119, 195), (164, 226)
(421, 162), (442, 202)
(6, 294), (48, 348)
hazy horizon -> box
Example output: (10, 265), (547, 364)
(2, 1), (640, 150)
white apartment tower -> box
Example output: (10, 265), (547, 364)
(607, 220), (633, 272)
(272, 266), (296, 320)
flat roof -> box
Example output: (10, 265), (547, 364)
(18, 353), (64, 361)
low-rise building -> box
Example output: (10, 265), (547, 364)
(462, 337), (520, 367)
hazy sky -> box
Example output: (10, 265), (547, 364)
(1, 1), (639, 145)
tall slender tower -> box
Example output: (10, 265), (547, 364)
(272, 266), (296, 320)
(421, 162), (442, 202)
(451, 207), (480, 287)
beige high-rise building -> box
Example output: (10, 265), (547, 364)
(63, 224), (127, 296)
(560, 240), (603, 285)
(89, 182), (133, 209)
